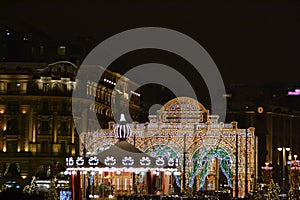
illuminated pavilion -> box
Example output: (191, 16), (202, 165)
(68, 97), (258, 198)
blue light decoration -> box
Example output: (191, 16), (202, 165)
(60, 191), (71, 200)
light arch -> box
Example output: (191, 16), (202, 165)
(189, 144), (235, 189)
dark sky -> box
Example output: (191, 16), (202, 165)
(1, 1), (300, 86)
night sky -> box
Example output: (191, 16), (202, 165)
(1, 1), (300, 86)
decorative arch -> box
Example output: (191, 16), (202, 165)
(189, 144), (234, 189)
(137, 137), (182, 156)
(144, 144), (180, 161)
(158, 97), (209, 123)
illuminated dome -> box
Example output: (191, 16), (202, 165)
(114, 114), (131, 140)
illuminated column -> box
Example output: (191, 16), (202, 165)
(32, 110), (37, 143)
(71, 118), (75, 144)
(3, 137), (6, 152)
(215, 157), (219, 190)
(53, 112), (57, 143)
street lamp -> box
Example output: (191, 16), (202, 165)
(277, 147), (290, 193)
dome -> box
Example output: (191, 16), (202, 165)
(114, 114), (131, 140)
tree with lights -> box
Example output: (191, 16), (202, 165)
(266, 180), (280, 200)
(252, 182), (265, 200)
(46, 180), (59, 200)
(23, 176), (39, 195)
(288, 188), (297, 200)
(0, 184), (7, 193)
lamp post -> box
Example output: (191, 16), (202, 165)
(261, 162), (273, 185)
(277, 147), (290, 193)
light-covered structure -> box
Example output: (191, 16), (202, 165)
(81, 97), (258, 197)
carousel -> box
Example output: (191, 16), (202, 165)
(65, 114), (179, 199)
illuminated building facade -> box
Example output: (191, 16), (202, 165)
(0, 61), (141, 186)
(81, 97), (258, 198)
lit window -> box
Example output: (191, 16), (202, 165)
(40, 46), (45, 56)
(57, 46), (66, 56)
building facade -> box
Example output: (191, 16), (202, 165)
(0, 61), (141, 186)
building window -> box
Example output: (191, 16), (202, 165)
(39, 46), (45, 56)
(62, 84), (67, 92)
(41, 121), (49, 132)
(42, 102), (49, 113)
(7, 83), (11, 92)
(62, 102), (67, 113)
(16, 83), (21, 92)
(41, 141), (48, 153)
(43, 83), (49, 92)
(61, 141), (66, 155)
(57, 46), (66, 56)
(31, 46), (36, 56)
(6, 119), (19, 133)
(53, 83), (59, 92)
(7, 140), (18, 153)
(60, 121), (68, 134)
(7, 101), (19, 111)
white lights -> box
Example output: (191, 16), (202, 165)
(76, 157), (84, 166)
(130, 90), (140, 97)
(89, 194), (99, 199)
(140, 156), (151, 166)
(165, 171), (172, 176)
(122, 156), (134, 166)
(277, 147), (290, 151)
(66, 157), (74, 166)
(174, 171), (181, 176)
(156, 157), (165, 166)
(104, 78), (116, 85)
(104, 156), (116, 166)
(88, 156), (99, 166)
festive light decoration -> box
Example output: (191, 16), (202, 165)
(122, 156), (134, 166)
(156, 157), (165, 166)
(76, 157), (84, 166)
(23, 177), (39, 195)
(88, 156), (99, 166)
(140, 157), (151, 166)
(77, 97), (257, 197)
(104, 156), (116, 166)
(114, 114), (131, 140)
(46, 180), (58, 200)
(66, 157), (74, 166)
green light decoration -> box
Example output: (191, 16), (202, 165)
(189, 146), (233, 188)
(145, 145), (181, 187)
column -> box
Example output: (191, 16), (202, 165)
(53, 112), (57, 143)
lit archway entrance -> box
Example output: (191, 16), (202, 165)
(189, 146), (233, 191)
(145, 145), (181, 194)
